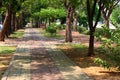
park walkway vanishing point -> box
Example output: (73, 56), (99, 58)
(1, 28), (93, 80)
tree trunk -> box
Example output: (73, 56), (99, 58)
(102, 11), (109, 28)
(6, 8), (12, 36)
(65, 7), (74, 42)
(101, 9), (112, 28)
(0, 5), (10, 41)
(19, 13), (24, 29)
(49, 17), (50, 26)
(11, 12), (16, 32)
(45, 18), (47, 29)
(51, 17), (55, 22)
(88, 29), (95, 56)
(2, 13), (5, 24)
(73, 14), (77, 31)
(65, 16), (72, 42)
(0, 2), (2, 8)
(86, 0), (100, 56)
(15, 17), (18, 31)
(34, 17), (39, 28)
(104, 18), (109, 28)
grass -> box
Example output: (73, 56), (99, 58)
(9, 29), (24, 38)
(0, 46), (16, 55)
(0, 29), (23, 79)
(57, 43), (88, 56)
(0, 46), (16, 78)
(40, 29), (63, 38)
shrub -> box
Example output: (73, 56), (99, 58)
(56, 24), (66, 30)
(95, 28), (104, 36)
(77, 26), (86, 33)
(83, 30), (89, 35)
(46, 23), (57, 35)
(95, 25), (115, 38)
(94, 58), (111, 70)
(95, 26), (120, 70)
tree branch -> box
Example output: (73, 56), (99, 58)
(91, 0), (97, 21)
(94, 0), (102, 28)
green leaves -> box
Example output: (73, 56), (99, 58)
(94, 58), (111, 69)
(110, 5), (120, 25)
(46, 23), (57, 35)
(38, 7), (66, 19)
(95, 25), (120, 70)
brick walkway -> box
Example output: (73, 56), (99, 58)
(1, 28), (93, 80)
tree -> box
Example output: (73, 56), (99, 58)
(86, 0), (102, 56)
(38, 7), (66, 27)
(110, 5), (120, 25)
(0, 5), (11, 41)
(0, 0), (24, 41)
(73, 8), (80, 31)
(100, 0), (120, 28)
(73, 1), (85, 31)
(0, 1), (2, 8)
(63, 0), (82, 42)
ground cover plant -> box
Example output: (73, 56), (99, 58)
(0, 46), (16, 79)
(57, 43), (120, 80)
(9, 29), (24, 38)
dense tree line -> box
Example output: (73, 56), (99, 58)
(0, 0), (119, 56)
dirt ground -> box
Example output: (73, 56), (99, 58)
(58, 30), (120, 80)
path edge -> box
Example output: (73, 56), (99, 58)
(1, 52), (16, 80)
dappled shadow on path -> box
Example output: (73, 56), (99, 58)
(30, 46), (64, 80)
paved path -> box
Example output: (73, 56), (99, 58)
(1, 28), (93, 80)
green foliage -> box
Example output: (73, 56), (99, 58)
(0, 7), (6, 14)
(94, 29), (102, 41)
(71, 43), (87, 50)
(83, 30), (89, 35)
(56, 24), (65, 30)
(95, 25), (116, 39)
(95, 25), (120, 70)
(78, 11), (88, 28)
(94, 58), (111, 69)
(9, 30), (24, 38)
(46, 23), (57, 35)
(77, 26), (90, 35)
(0, 46), (16, 54)
(77, 26), (87, 33)
(110, 5), (120, 25)
(39, 7), (66, 19)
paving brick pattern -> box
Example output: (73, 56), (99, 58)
(29, 29), (63, 80)
(1, 28), (93, 80)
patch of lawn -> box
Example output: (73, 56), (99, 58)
(40, 29), (63, 38)
(0, 46), (16, 79)
(57, 43), (88, 56)
(0, 46), (16, 55)
(9, 29), (24, 38)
